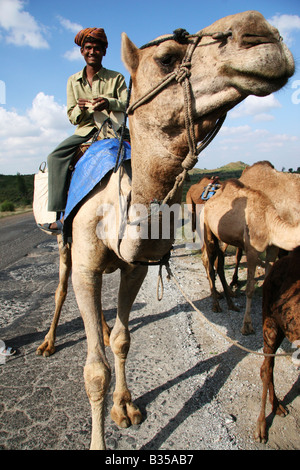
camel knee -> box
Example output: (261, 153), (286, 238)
(84, 362), (111, 404)
(110, 329), (130, 359)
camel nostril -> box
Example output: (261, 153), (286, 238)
(241, 33), (280, 48)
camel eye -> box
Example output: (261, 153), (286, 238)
(155, 53), (177, 71)
(160, 54), (174, 66)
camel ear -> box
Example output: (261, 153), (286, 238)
(121, 33), (139, 75)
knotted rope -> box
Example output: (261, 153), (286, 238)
(126, 29), (227, 205)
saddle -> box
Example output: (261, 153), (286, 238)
(70, 116), (130, 171)
(201, 182), (221, 201)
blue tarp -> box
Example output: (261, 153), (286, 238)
(64, 138), (131, 221)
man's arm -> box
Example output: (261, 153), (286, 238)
(66, 78), (92, 125)
(104, 74), (128, 113)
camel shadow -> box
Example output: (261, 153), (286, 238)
(136, 344), (247, 450)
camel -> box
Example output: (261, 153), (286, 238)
(254, 247), (300, 443)
(186, 176), (221, 242)
(36, 11), (294, 449)
(240, 161), (300, 225)
(229, 161), (300, 286)
(202, 179), (300, 335)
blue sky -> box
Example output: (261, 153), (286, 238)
(0, 0), (299, 174)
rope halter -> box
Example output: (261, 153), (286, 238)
(125, 28), (230, 178)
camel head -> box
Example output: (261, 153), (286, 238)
(122, 10), (294, 157)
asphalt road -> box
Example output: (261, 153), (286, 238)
(0, 212), (48, 270)
(0, 212), (299, 452)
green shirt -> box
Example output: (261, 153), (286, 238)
(67, 66), (128, 136)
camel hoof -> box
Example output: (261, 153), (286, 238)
(212, 303), (222, 313)
(275, 403), (288, 418)
(126, 402), (143, 425)
(241, 324), (255, 336)
(228, 302), (239, 312)
(111, 402), (142, 428)
(36, 342), (56, 357)
(254, 422), (267, 443)
(254, 432), (267, 444)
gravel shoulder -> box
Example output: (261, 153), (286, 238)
(0, 223), (299, 450)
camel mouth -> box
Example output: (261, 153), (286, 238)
(235, 68), (292, 95)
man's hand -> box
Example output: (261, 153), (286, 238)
(77, 99), (91, 111)
(91, 97), (109, 112)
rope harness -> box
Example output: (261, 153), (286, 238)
(115, 28), (230, 178)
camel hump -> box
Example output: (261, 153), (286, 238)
(241, 160), (275, 177)
(222, 178), (245, 190)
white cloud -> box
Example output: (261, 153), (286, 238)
(0, 93), (73, 174)
(198, 123), (299, 171)
(268, 14), (300, 45)
(229, 95), (281, 121)
(0, 0), (49, 48)
(57, 15), (83, 34)
(63, 46), (83, 61)
(57, 16), (83, 61)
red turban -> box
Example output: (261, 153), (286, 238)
(74, 28), (108, 51)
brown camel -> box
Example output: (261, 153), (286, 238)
(36, 11), (294, 449)
(186, 176), (221, 242)
(254, 247), (300, 443)
(202, 179), (300, 335)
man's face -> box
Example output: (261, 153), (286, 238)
(81, 41), (104, 67)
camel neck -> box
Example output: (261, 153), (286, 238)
(130, 133), (185, 208)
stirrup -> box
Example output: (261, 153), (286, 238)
(38, 219), (63, 234)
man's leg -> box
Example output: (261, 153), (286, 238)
(48, 130), (95, 214)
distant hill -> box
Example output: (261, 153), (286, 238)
(189, 161), (248, 175)
(0, 173), (34, 209)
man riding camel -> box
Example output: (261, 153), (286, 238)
(38, 27), (128, 234)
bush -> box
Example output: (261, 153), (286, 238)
(0, 200), (15, 212)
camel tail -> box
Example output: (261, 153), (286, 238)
(266, 207), (300, 251)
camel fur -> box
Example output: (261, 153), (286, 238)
(202, 179), (300, 335)
(254, 247), (300, 443)
(36, 11), (294, 449)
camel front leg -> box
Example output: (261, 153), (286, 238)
(110, 264), (148, 428)
(255, 319), (286, 443)
(202, 232), (222, 312)
(230, 247), (243, 287)
(37, 236), (71, 357)
(72, 267), (111, 450)
(241, 248), (259, 335)
(215, 246), (239, 312)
